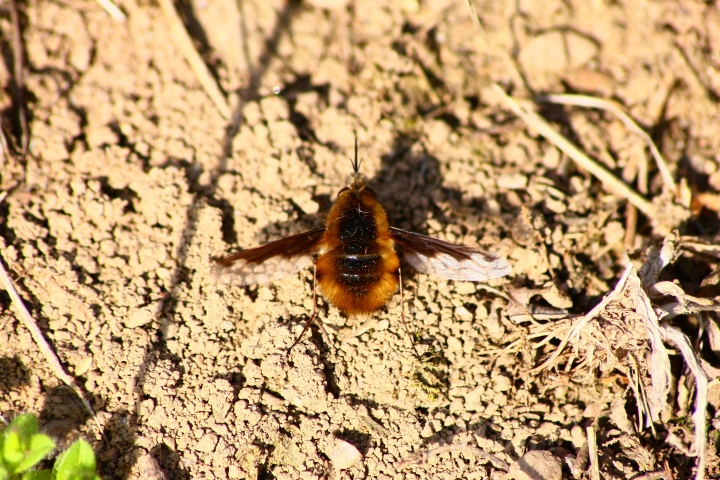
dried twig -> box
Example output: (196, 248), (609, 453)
(491, 84), (656, 218)
(466, 1), (674, 215)
(0, 253), (101, 434)
(537, 94), (676, 193)
(95, 0), (127, 22)
(661, 325), (708, 480)
(659, 301), (720, 319)
(587, 426), (600, 480)
(0, 126), (12, 168)
(642, 235), (709, 480)
(158, 0), (231, 120)
(631, 272), (671, 427)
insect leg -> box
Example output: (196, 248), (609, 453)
(288, 263), (318, 352)
(397, 264), (421, 359)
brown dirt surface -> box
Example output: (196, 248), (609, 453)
(1, 0), (720, 479)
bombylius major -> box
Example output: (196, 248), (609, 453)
(214, 140), (511, 348)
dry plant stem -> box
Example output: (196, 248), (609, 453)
(158, 0), (231, 120)
(9, 0), (28, 158)
(476, 284), (509, 300)
(631, 274), (671, 427)
(625, 204), (638, 247)
(530, 264), (634, 373)
(661, 325), (708, 480)
(0, 127), (11, 168)
(537, 94), (676, 193)
(660, 302), (720, 319)
(638, 233), (707, 480)
(0, 253), (100, 433)
(473, 338), (522, 356)
(491, 85), (656, 218)
(398, 443), (509, 471)
(587, 426), (600, 480)
(95, 0), (127, 22)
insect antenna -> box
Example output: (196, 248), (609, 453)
(351, 131), (362, 174)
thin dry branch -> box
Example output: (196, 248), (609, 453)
(662, 325), (708, 480)
(158, 0), (231, 120)
(95, 0), (127, 22)
(0, 253), (101, 434)
(0, 125), (12, 169)
(587, 426), (600, 480)
(465, 1), (675, 213)
(631, 272), (671, 426)
(660, 301), (720, 319)
(490, 84), (656, 218)
(537, 94), (676, 193)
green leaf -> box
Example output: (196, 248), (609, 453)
(14, 434), (55, 473)
(22, 470), (52, 480)
(2, 414), (52, 473)
(8, 415), (39, 438)
(2, 431), (24, 469)
(51, 440), (97, 480)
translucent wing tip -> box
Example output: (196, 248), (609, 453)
(463, 252), (511, 281)
(486, 256), (512, 279)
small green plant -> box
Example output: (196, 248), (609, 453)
(0, 413), (100, 480)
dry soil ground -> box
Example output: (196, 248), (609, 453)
(1, 0), (720, 479)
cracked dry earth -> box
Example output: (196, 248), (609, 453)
(2, 0), (720, 479)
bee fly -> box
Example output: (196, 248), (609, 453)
(213, 140), (511, 349)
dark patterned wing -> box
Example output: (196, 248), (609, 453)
(390, 227), (510, 281)
(213, 228), (325, 285)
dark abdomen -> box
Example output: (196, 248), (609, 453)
(335, 245), (383, 297)
(334, 204), (383, 296)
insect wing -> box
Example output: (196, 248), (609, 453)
(390, 227), (510, 281)
(213, 227), (325, 285)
